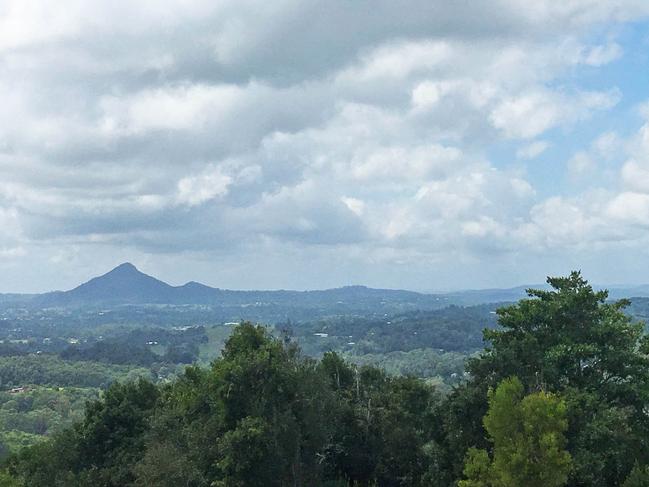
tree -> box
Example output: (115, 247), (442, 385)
(133, 441), (205, 487)
(214, 416), (282, 487)
(472, 272), (649, 397)
(460, 377), (571, 487)
(210, 323), (336, 485)
(449, 272), (649, 486)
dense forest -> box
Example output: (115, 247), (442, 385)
(1, 272), (649, 486)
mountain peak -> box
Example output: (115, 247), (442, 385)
(110, 262), (138, 273)
(48, 262), (175, 305)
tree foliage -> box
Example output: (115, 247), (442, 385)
(7, 323), (440, 486)
(623, 464), (649, 487)
(460, 377), (571, 487)
(438, 271), (649, 486)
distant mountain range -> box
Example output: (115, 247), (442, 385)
(6, 263), (451, 311)
(2, 263), (649, 310)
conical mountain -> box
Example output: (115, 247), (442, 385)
(36, 263), (180, 306)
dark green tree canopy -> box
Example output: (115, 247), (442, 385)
(470, 271), (649, 398)
(447, 272), (649, 486)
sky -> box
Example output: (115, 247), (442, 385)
(2, 1), (649, 293)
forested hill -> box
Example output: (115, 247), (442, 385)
(5, 272), (649, 486)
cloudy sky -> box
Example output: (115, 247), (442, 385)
(2, 1), (649, 292)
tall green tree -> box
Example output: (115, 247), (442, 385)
(471, 272), (649, 398)
(441, 272), (649, 486)
(460, 377), (571, 487)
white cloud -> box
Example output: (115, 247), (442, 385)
(621, 160), (649, 192)
(510, 178), (535, 198)
(606, 192), (649, 225)
(0, 1), (84, 50)
(339, 41), (452, 83)
(341, 197), (365, 216)
(176, 167), (232, 207)
(619, 119), (649, 192)
(491, 91), (562, 139)
(568, 151), (596, 176)
(593, 131), (621, 158)
(524, 196), (602, 248)
(350, 144), (463, 181)
(462, 217), (505, 238)
(517, 140), (550, 159)
(99, 84), (258, 135)
(582, 42), (623, 66)
(490, 88), (619, 139)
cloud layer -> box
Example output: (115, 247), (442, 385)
(1, 0), (649, 291)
